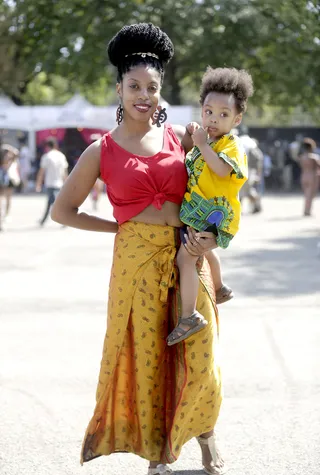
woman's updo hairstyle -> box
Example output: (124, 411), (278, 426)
(108, 23), (174, 84)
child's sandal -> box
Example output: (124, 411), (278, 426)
(215, 284), (234, 305)
(166, 311), (208, 346)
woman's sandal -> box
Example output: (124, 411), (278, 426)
(166, 311), (208, 346)
(197, 434), (226, 475)
(215, 284), (234, 305)
(147, 463), (173, 474)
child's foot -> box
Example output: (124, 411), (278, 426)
(216, 284), (234, 305)
(166, 311), (208, 346)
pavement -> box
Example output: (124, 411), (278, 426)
(0, 193), (319, 475)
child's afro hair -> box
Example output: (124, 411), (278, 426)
(200, 67), (254, 113)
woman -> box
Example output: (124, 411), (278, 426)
(0, 144), (20, 230)
(299, 138), (320, 216)
(52, 23), (224, 475)
(5, 145), (20, 222)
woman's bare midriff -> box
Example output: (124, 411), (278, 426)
(128, 201), (183, 227)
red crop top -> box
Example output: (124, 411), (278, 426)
(100, 124), (188, 224)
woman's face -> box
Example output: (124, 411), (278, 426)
(117, 65), (162, 124)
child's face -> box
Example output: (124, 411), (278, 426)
(201, 92), (242, 140)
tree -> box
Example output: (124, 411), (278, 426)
(1, 0), (320, 109)
(0, 2), (33, 104)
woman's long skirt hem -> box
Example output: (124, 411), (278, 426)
(80, 221), (223, 465)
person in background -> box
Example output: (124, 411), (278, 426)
(35, 137), (68, 226)
(18, 136), (32, 192)
(298, 137), (320, 216)
(261, 150), (272, 194)
(252, 139), (264, 196)
(1, 144), (20, 224)
(284, 134), (303, 191)
(0, 147), (10, 231)
(238, 128), (263, 213)
(90, 178), (104, 211)
(89, 133), (104, 211)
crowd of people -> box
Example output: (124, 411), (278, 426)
(0, 136), (105, 231)
(236, 129), (320, 215)
(1, 128), (319, 233)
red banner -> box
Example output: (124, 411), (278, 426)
(36, 128), (66, 145)
(78, 128), (108, 144)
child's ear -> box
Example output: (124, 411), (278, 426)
(234, 114), (242, 127)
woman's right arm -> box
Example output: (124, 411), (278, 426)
(51, 140), (118, 233)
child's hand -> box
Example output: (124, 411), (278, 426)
(186, 122), (200, 136)
(192, 127), (208, 147)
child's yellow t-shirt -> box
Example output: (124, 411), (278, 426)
(180, 133), (248, 248)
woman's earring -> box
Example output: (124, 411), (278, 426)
(116, 101), (124, 125)
(152, 107), (167, 127)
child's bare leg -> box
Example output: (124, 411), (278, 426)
(205, 249), (234, 304)
(205, 249), (222, 290)
(166, 244), (208, 345)
(177, 244), (199, 316)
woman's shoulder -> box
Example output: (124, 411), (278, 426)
(89, 137), (103, 155)
(169, 124), (186, 143)
(77, 138), (102, 167)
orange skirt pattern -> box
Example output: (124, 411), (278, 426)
(81, 221), (222, 464)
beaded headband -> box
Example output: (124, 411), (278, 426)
(125, 52), (160, 59)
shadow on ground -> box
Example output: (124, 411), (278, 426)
(267, 215), (313, 222)
(174, 471), (205, 475)
(226, 231), (320, 298)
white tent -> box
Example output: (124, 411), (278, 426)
(0, 94), (117, 131)
(0, 94), (193, 131)
(0, 94), (194, 157)
(0, 96), (32, 130)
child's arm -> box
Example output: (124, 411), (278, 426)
(192, 127), (232, 177)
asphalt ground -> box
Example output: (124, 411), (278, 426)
(0, 193), (319, 475)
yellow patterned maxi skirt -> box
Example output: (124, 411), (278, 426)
(81, 221), (222, 465)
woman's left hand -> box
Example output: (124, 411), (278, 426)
(184, 226), (217, 256)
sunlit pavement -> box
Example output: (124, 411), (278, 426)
(1, 193), (319, 475)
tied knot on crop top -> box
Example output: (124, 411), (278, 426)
(100, 124), (188, 224)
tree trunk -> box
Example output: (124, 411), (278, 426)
(164, 56), (181, 105)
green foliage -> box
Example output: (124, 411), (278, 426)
(1, 0), (320, 110)
(22, 72), (115, 105)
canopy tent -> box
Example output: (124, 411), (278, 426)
(0, 94), (193, 158)
(0, 94), (118, 132)
(0, 94), (192, 132)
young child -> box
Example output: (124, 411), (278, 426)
(167, 67), (254, 346)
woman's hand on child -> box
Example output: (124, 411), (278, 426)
(191, 127), (208, 147)
(184, 227), (217, 256)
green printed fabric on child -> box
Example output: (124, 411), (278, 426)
(180, 133), (248, 249)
